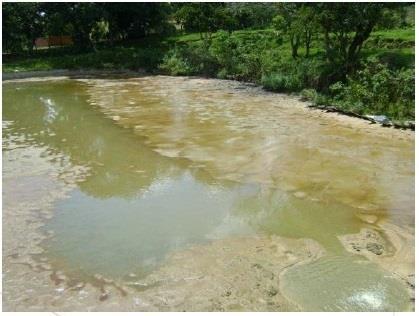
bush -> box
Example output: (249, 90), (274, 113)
(186, 43), (220, 76)
(209, 31), (239, 75)
(208, 31), (268, 81)
(329, 57), (414, 119)
(260, 50), (286, 76)
(261, 58), (323, 92)
(160, 30), (275, 80)
(159, 42), (219, 76)
(300, 88), (330, 105)
(261, 73), (302, 92)
(159, 48), (192, 75)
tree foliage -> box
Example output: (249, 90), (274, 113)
(2, 1), (412, 82)
(173, 3), (233, 41)
(102, 3), (173, 42)
(3, 2), (172, 53)
(316, 3), (388, 74)
(3, 3), (45, 53)
(173, 3), (279, 40)
(272, 4), (318, 59)
(225, 3), (278, 30)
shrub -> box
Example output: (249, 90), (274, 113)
(186, 43), (220, 76)
(261, 73), (302, 92)
(159, 47), (192, 75)
(260, 58), (323, 92)
(329, 57), (414, 119)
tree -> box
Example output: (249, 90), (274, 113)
(102, 3), (172, 42)
(41, 3), (171, 50)
(3, 3), (45, 53)
(376, 4), (414, 30)
(41, 3), (105, 50)
(316, 3), (388, 74)
(4, 3), (174, 53)
(3, 3), (24, 53)
(226, 3), (278, 30)
(272, 4), (301, 59)
(173, 3), (229, 41)
(299, 6), (318, 57)
(272, 4), (319, 59)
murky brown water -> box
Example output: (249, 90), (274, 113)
(2, 75), (414, 311)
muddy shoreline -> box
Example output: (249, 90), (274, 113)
(2, 69), (147, 81)
(2, 70), (415, 133)
(3, 75), (414, 311)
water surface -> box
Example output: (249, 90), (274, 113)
(2, 76), (414, 311)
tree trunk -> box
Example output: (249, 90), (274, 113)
(28, 39), (34, 54)
(290, 34), (300, 59)
(305, 31), (311, 57)
(323, 29), (334, 63)
(346, 22), (374, 73)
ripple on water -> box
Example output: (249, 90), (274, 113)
(281, 255), (410, 312)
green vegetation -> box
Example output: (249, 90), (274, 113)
(2, 3), (415, 121)
(329, 58), (414, 119)
(3, 46), (165, 72)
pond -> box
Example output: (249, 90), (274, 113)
(2, 75), (414, 311)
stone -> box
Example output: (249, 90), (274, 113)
(366, 242), (384, 255)
(351, 244), (361, 252)
(267, 287), (278, 297)
(99, 291), (109, 301)
(365, 115), (391, 125)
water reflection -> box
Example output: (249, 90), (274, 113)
(44, 174), (257, 279)
(83, 76), (413, 226)
(3, 80), (256, 278)
(3, 79), (409, 264)
(3, 81), (210, 198)
(232, 188), (364, 253)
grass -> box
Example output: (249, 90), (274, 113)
(371, 28), (414, 41)
(3, 46), (166, 73)
(3, 27), (413, 73)
(362, 47), (414, 68)
(166, 32), (203, 43)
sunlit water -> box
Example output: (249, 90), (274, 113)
(3, 76), (414, 311)
(281, 256), (410, 311)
